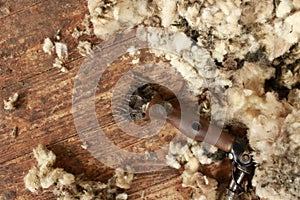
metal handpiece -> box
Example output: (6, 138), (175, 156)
(223, 137), (255, 199)
(129, 88), (255, 198)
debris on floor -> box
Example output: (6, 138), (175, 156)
(71, 27), (83, 39)
(115, 168), (134, 190)
(42, 34), (69, 73)
(54, 42), (68, 73)
(0, 7), (10, 16)
(80, 141), (89, 150)
(77, 41), (93, 57)
(3, 93), (19, 111)
(55, 42), (68, 61)
(24, 144), (132, 200)
(42, 38), (54, 55)
(11, 126), (18, 138)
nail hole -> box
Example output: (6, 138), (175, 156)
(192, 122), (201, 131)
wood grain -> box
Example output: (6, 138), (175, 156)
(0, 1), (230, 200)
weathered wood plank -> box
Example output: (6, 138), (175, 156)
(0, 1), (191, 199)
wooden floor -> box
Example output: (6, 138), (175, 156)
(0, 1), (189, 199)
(0, 1), (231, 199)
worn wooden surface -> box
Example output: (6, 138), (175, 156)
(0, 1), (231, 200)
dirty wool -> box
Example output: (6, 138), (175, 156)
(24, 144), (132, 200)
